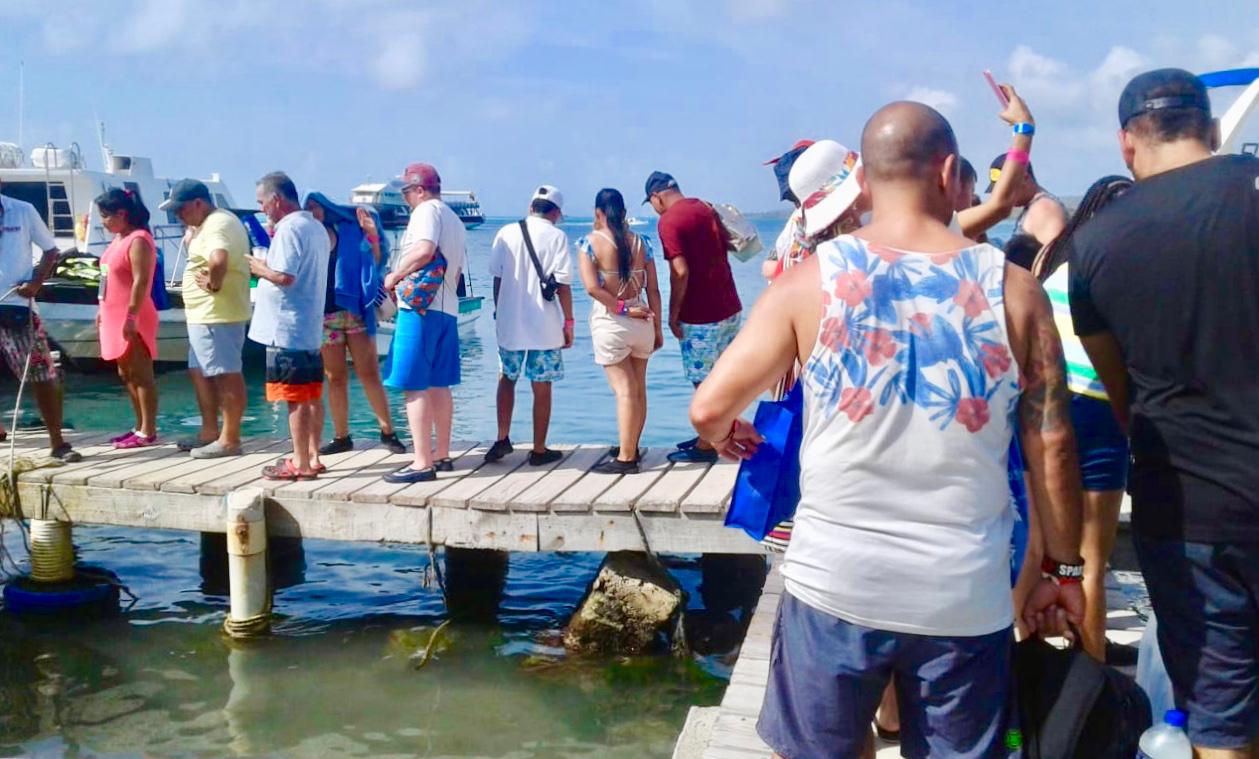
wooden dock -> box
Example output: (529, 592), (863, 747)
(0, 432), (762, 554)
(674, 564), (1151, 758)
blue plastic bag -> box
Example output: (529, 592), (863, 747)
(149, 249), (171, 311)
(725, 383), (803, 541)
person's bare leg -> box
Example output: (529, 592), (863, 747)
(602, 361), (637, 462)
(1194, 747), (1250, 758)
(875, 681), (900, 734)
(346, 331), (394, 434)
(287, 401), (311, 472)
(126, 344), (158, 438)
(405, 390), (434, 470)
(531, 381), (551, 453)
(307, 398), (323, 470)
(31, 381), (65, 450)
(428, 387), (453, 461)
(321, 343), (351, 439)
(630, 357), (650, 455)
(495, 375), (516, 441)
(188, 368), (220, 443)
(118, 360), (142, 432)
(1080, 488), (1125, 660)
(212, 373), (246, 448)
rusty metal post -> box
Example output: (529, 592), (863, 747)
(224, 487), (269, 637)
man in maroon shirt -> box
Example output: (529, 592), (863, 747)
(644, 171), (743, 463)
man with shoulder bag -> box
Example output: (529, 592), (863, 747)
(484, 185), (574, 467)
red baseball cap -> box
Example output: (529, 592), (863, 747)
(400, 162), (441, 190)
(763, 139), (815, 165)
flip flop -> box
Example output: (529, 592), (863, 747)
(274, 457), (327, 474)
(261, 461), (318, 481)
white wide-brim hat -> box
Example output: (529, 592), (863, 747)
(788, 140), (863, 237)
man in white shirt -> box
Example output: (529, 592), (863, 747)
(247, 172), (331, 480)
(483, 185), (574, 467)
(382, 163), (467, 483)
(0, 181), (81, 461)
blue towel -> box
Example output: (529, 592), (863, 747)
(304, 193), (385, 335)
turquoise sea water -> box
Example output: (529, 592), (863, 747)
(0, 216), (783, 757)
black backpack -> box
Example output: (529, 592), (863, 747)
(1015, 635), (1152, 758)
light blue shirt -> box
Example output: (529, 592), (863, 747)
(248, 210), (330, 351)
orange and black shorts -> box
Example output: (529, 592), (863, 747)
(264, 347), (323, 403)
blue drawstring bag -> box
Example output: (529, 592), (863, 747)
(150, 248), (171, 311)
(725, 383), (804, 541)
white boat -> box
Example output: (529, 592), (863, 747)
(1202, 67), (1259, 153)
(0, 136), (236, 368)
(627, 216), (648, 227)
(349, 181), (485, 230)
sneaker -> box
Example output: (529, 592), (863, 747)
(115, 433), (158, 450)
(383, 466), (437, 484)
(592, 457), (640, 475)
(379, 430), (406, 454)
(50, 443), (82, 463)
(484, 437), (513, 463)
(667, 447), (718, 464)
(111, 429), (138, 444)
(177, 436), (215, 452)
(319, 435), (353, 455)
(528, 449), (563, 467)
(189, 440), (243, 459)
(435, 458), (455, 472)
(676, 436), (700, 450)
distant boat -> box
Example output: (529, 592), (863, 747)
(349, 182), (485, 230)
(627, 216), (647, 227)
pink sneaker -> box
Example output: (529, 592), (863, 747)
(114, 433), (158, 449)
(110, 429), (138, 443)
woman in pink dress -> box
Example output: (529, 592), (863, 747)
(95, 188), (159, 448)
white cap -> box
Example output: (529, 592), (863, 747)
(788, 140), (863, 237)
(531, 184), (564, 212)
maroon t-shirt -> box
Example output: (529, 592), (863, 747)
(657, 197), (742, 325)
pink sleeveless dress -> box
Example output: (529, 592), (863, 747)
(98, 229), (158, 361)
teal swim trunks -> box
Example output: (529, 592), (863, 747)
(679, 312), (741, 384)
(498, 348), (564, 383)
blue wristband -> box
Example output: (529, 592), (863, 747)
(1013, 122), (1035, 136)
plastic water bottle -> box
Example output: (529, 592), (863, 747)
(1137, 709), (1191, 758)
(1136, 613), (1175, 718)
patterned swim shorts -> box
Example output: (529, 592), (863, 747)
(0, 310), (57, 383)
(498, 348), (564, 383)
(679, 312), (741, 384)
(264, 347), (323, 403)
(323, 310), (368, 347)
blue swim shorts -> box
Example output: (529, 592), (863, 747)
(1135, 535), (1259, 749)
(1070, 393), (1129, 492)
(757, 592), (1014, 759)
(383, 309), (460, 392)
(188, 322), (246, 377)
(498, 348), (563, 383)
(679, 312), (741, 385)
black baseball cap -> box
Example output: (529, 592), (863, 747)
(642, 171), (679, 204)
(985, 154), (1035, 194)
(158, 178), (212, 212)
(1118, 68), (1211, 129)
(772, 144), (812, 203)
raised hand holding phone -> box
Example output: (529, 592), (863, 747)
(984, 69), (1010, 106)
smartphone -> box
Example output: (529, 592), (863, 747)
(983, 70), (1009, 107)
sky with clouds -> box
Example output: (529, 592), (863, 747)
(2, 0), (1257, 214)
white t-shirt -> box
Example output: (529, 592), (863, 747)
(248, 210), (330, 351)
(488, 216), (572, 351)
(0, 195), (57, 306)
(398, 198), (466, 318)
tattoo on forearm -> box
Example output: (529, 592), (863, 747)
(1020, 309), (1071, 433)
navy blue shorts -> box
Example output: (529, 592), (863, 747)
(1070, 393), (1129, 492)
(757, 592), (1014, 759)
(1135, 535), (1259, 749)
(383, 309), (460, 391)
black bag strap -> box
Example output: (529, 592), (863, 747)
(518, 219), (549, 284)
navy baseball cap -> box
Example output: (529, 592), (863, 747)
(642, 171), (679, 203)
(159, 179), (212, 212)
(1118, 68), (1211, 128)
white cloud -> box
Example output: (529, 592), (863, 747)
(1007, 45), (1085, 111)
(904, 87), (960, 116)
(1087, 46), (1147, 111)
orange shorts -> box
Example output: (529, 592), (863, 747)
(265, 381), (322, 403)
(264, 347), (323, 403)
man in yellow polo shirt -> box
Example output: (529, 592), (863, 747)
(161, 179), (251, 458)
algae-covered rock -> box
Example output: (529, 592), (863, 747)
(563, 552), (684, 655)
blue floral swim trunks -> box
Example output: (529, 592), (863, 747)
(498, 348), (564, 383)
(679, 312), (741, 384)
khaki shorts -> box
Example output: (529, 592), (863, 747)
(590, 304), (654, 366)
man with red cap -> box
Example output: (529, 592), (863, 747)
(383, 163), (467, 483)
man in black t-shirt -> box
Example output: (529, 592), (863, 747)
(1070, 68), (1259, 756)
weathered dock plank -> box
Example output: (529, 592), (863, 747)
(349, 441), (480, 504)
(682, 460), (739, 514)
(467, 445), (576, 511)
(639, 460), (709, 513)
(431, 449), (530, 511)
(507, 445), (606, 512)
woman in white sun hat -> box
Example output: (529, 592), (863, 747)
(769, 139), (867, 279)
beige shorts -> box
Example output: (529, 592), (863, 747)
(590, 305), (654, 366)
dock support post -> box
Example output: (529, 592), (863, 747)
(224, 488), (270, 638)
(443, 547), (508, 623)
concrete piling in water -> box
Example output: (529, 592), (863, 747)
(224, 488), (270, 638)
